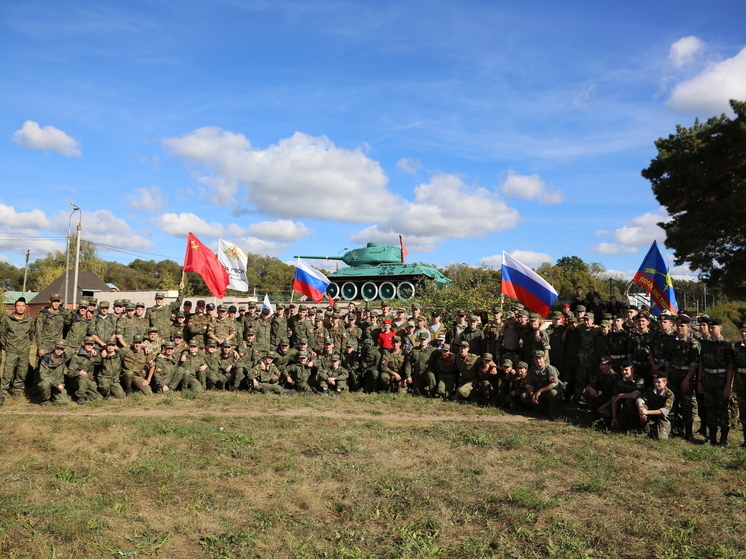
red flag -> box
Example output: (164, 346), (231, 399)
(183, 233), (230, 299)
(399, 234), (408, 263)
(328, 293), (335, 308)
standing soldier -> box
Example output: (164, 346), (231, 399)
(208, 305), (238, 347)
(482, 307), (503, 359)
(499, 313), (522, 367)
(147, 288), (184, 339)
(341, 341), (362, 391)
(462, 315), (485, 356)
(35, 293), (68, 359)
(116, 303), (139, 348)
(698, 318), (735, 447)
(607, 316), (630, 372)
(360, 339), (382, 393)
(732, 322), (746, 448)
(290, 305), (314, 347)
(186, 300), (211, 348)
(1, 298), (35, 403)
(569, 313), (600, 408)
(454, 340), (479, 402)
(546, 311), (567, 381)
(433, 344), (459, 400)
(627, 315), (653, 386)
(649, 314), (675, 380)
(665, 315), (700, 441)
(89, 301), (115, 349)
(270, 303), (288, 347)
(65, 300), (91, 350)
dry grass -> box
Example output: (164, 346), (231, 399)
(1, 392), (745, 558)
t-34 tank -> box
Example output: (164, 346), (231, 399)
(295, 242), (451, 301)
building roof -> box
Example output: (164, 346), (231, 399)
(2, 290), (39, 304)
(29, 270), (112, 305)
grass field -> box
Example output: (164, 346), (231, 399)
(1, 392), (745, 559)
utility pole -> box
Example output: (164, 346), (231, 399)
(72, 206), (83, 309)
(22, 250), (30, 297)
(65, 202), (80, 308)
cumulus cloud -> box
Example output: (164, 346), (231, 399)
(611, 210), (669, 247)
(668, 46), (746, 113)
(0, 203), (51, 232)
(12, 120), (81, 157)
(396, 157), (421, 174)
(51, 209), (153, 249)
(164, 128), (399, 218)
(127, 186), (165, 214)
(592, 242), (639, 255)
(350, 173), (521, 253)
(236, 220), (313, 242)
(669, 36), (705, 68)
(156, 212), (224, 238)
(480, 250), (553, 270)
(499, 171), (563, 204)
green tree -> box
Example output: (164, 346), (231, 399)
(642, 99), (746, 298)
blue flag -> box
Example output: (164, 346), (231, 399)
(632, 241), (678, 316)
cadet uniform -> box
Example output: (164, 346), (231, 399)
(379, 344), (406, 392)
(406, 335), (437, 397)
(98, 340), (126, 399)
(523, 353), (562, 419)
(66, 337), (103, 404)
(36, 340), (72, 405)
(636, 373), (675, 440)
(120, 339), (152, 395)
(35, 295), (68, 355)
(1, 305), (35, 399)
(147, 291), (183, 339)
(360, 340), (382, 393)
(665, 323), (700, 439)
(698, 319), (735, 446)
(454, 342), (480, 401)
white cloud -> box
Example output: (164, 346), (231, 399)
(396, 157), (421, 174)
(599, 269), (635, 281)
(235, 220), (313, 242)
(480, 250), (553, 270)
(0, 203), (51, 231)
(164, 128), (399, 218)
(12, 120), (81, 157)
(156, 212), (224, 238)
(229, 237), (286, 257)
(592, 242), (638, 255)
(668, 47), (746, 114)
(611, 210), (669, 247)
(669, 36), (705, 68)
(593, 229), (609, 236)
(350, 173), (522, 252)
(127, 186), (165, 214)
(51, 209), (153, 249)
(499, 171), (563, 204)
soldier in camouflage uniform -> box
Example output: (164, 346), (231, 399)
(287, 351), (315, 392)
(733, 322), (746, 448)
(635, 371), (675, 440)
(482, 307), (503, 359)
(36, 339), (72, 405)
(546, 312), (566, 381)
(523, 351), (562, 420)
(607, 316), (630, 373)
(150, 342), (185, 393)
(698, 318), (735, 446)
(65, 300), (91, 351)
(380, 337), (407, 393)
(89, 301), (116, 349)
(215, 340), (240, 390)
(98, 337), (126, 399)
(270, 303), (289, 348)
(180, 340), (209, 389)
(433, 344), (458, 400)
(35, 293), (68, 358)
(477, 352), (500, 406)
(66, 336), (103, 405)
(186, 301), (211, 348)
(248, 352), (286, 394)
(208, 305), (238, 347)
(290, 305), (314, 347)
(649, 314), (674, 381)
(527, 314), (551, 363)
(318, 354), (349, 394)
(570, 313), (601, 406)
(461, 316), (485, 356)
(455, 340), (480, 401)
(361, 338), (382, 393)
(582, 356), (618, 419)
(609, 361), (646, 430)
(665, 315), (700, 440)
(147, 289), (184, 339)
(341, 341), (362, 391)
(627, 315), (653, 386)
(504, 360), (529, 410)
(1, 298), (35, 402)
(120, 336), (152, 395)
(406, 333), (437, 397)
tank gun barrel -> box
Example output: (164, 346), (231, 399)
(293, 255), (345, 261)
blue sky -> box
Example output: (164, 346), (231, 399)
(1, 0), (745, 282)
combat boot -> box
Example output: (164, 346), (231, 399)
(719, 427), (730, 448)
(684, 422), (695, 442)
(709, 427), (718, 446)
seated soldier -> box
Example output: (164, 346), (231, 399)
(341, 341), (362, 391)
(318, 353), (349, 394)
(66, 336), (103, 405)
(180, 339), (209, 389)
(635, 371), (675, 440)
(504, 360), (529, 410)
(37, 339), (73, 405)
(477, 352), (500, 406)
(609, 360), (646, 430)
(286, 351), (316, 393)
(581, 356), (618, 419)
(120, 336), (152, 395)
(522, 351), (562, 420)
(360, 338), (382, 393)
(248, 352), (288, 394)
(98, 336), (126, 399)
(150, 341), (185, 393)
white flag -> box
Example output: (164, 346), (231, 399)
(262, 293), (274, 316)
(217, 239), (249, 292)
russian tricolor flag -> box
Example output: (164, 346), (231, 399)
(292, 258), (331, 303)
(501, 251), (558, 317)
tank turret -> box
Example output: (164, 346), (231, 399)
(295, 242), (451, 301)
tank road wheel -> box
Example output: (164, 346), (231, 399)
(396, 281), (416, 300)
(326, 282), (341, 299)
(361, 282), (378, 301)
(379, 281), (396, 300)
(341, 281), (358, 301)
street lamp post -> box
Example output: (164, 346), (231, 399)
(72, 206), (83, 309)
(65, 202), (80, 308)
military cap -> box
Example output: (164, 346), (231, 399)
(261, 307), (271, 314)
(244, 328), (256, 335)
(740, 322), (746, 330)
(411, 304), (420, 310)
(504, 311), (515, 319)
(53, 339), (68, 348)
(676, 315), (691, 325)
(297, 338), (308, 344)
(196, 300), (206, 307)
(602, 313), (612, 320)
(332, 312), (340, 318)
(221, 340), (233, 347)
(132, 335), (143, 343)
(173, 330), (184, 338)
(567, 317), (578, 323)
(347, 313), (356, 320)
(501, 359), (513, 368)
(392, 336), (402, 343)
(707, 317), (723, 326)
(298, 351), (309, 358)
(457, 309), (466, 315)
(125, 303), (136, 311)
(437, 333), (446, 340)
(370, 311), (380, 317)
(228, 305), (237, 313)
(439, 345), (450, 351)
(459, 340), (470, 348)
(239, 306), (246, 311)
(493, 305), (501, 313)
(575, 305), (586, 312)
(217, 304), (228, 312)
(532, 350), (545, 358)
(324, 337), (334, 344)
(549, 311), (563, 319)
(266, 351), (279, 359)
(516, 361), (528, 369)
(381, 301), (390, 307)
(697, 315), (709, 323)
(206, 303), (215, 311)
(176, 311), (185, 318)
(345, 340), (356, 347)
(164, 341), (175, 349)
(362, 339), (374, 348)
(83, 336), (95, 344)
(600, 320), (611, 328)
(78, 299), (88, 307)
(279, 339), (290, 346)
(50, 293), (62, 301)
(330, 353), (341, 361)
(469, 315), (479, 321)
(148, 327), (158, 333)
(155, 292), (165, 299)
(431, 310), (441, 317)
(407, 321), (416, 327)
(514, 309), (527, 317)
(206, 339), (218, 347)
(87, 297), (97, 305)
(184, 300), (193, 307)
(135, 301), (145, 308)
(627, 305), (638, 311)
(418, 332), (429, 340)
(188, 340), (199, 347)
(114, 299), (123, 307)
(620, 360), (635, 369)
(481, 353), (493, 361)
(247, 302), (257, 309)
(641, 305), (651, 311)
(660, 314), (675, 321)
(276, 303), (285, 309)
(599, 355), (611, 363)
(652, 371), (668, 380)
(99, 300), (110, 308)
(298, 304), (308, 311)
(106, 335), (118, 345)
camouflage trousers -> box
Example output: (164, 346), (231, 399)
(736, 373), (746, 431)
(701, 373), (730, 431)
(1, 349), (30, 396)
(573, 356), (595, 402)
(520, 387), (561, 417)
(668, 369), (698, 433)
(639, 414), (672, 440)
(437, 373), (458, 400)
(36, 380), (71, 404)
(411, 372), (437, 397)
(96, 374), (126, 399)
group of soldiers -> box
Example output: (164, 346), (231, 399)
(2, 286), (745, 445)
